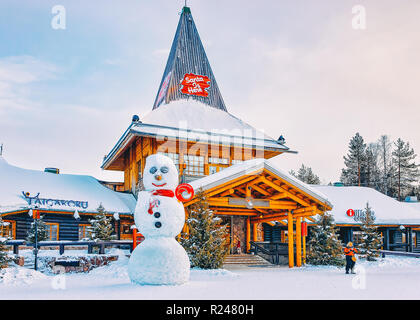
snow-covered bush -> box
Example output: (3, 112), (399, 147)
(26, 215), (49, 243)
(359, 202), (382, 261)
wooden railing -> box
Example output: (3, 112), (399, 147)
(250, 241), (290, 265)
(5, 240), (134, 255)
(378, 250), (420, 258)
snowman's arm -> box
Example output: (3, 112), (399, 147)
(135, 191), (150, 212)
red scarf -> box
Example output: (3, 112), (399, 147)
(152, 189), (175, 197)
(148, 189), (175, 214)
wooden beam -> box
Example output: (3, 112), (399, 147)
(250, 184), (271, 196)
(219, 188), (235, 197)
(270, 192), (287, 200)
(252, 223), (258, 242)
(296, 217), (302, 267)
(288, 212), (294, 268)
(260, 177), (311, 207)
(293, 206), (317, 215)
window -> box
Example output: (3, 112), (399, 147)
(1, 220), (15, 239)
(158, 152), (180, 170)
(352, 231), (364, 245)
(231, 159), (243, 165)
(120, 221), (134, 240)
(183, 155), (204, 176)
(209, 157), (229, 165)
(45, 223), (59, 241)
(78, 224), (91, 240)
(209, 157), (229, 175)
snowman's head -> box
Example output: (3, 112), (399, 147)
(143, 154), (179, 191)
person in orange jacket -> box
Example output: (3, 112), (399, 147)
(344, 242), (358, 274)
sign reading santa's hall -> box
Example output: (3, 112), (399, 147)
(180, 73), (211, 97)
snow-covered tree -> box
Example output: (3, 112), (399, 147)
(391, 138), (419, 201)
(307, 212), (345, 266)
(340, 133), (367, 187)
(359, 202), (382, 261)
(26, 215), (49, 243)
(365, 143), (381, 189)
(377, 135), (394, 195)
(290, 164), (321, 184)
(180, 189), (230, 269)
(0, 216), (11, 268)
(89, 204), (116, 241)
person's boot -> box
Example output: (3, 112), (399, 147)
(350, 268), (356, 274)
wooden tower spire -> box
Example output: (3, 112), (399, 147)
(153, 6), (227, 112)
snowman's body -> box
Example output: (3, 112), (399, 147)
(128, 154), (190, 285)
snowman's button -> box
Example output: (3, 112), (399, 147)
(154, 212), (161, 218)
(155, 222), (162, 228)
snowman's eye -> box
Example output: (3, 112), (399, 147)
(160, 166), (169, 174)
(149, 167), (157, 174)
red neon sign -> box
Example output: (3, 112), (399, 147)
(180, 73), (211, 97)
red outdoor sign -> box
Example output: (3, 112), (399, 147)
(180, 73), (211, 97)
(301, 222), (308, 237)
(346, 209), (355, 217)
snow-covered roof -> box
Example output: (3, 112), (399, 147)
(311, 185), (420, 226)
(102, 100), (293, 169)
(406, 202), (420, 212)
(0, 156), (136, 215)
(189, 158), (332, 208)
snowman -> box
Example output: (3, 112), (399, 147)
(128, 154), (191, 285)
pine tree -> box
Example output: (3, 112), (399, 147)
(359, 202), (382, 261)
(365, 143), (380, 190)
(291, 164), (321, 184)
(0, 216), (11, 268)
(340, 133), (367, 186)
(26, 215), (49, 243)
(180, 189), (230, 269)
(377, 135), (393, 195)
(89, 204), (116, 241)
(307, 212), (345, 266)
(391, 138), (419, 201)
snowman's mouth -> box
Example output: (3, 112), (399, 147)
(152, 183), (167, 187)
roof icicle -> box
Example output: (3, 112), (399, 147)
(152, 6), (227, 112)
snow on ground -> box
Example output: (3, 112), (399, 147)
(1, 252), (420, 299)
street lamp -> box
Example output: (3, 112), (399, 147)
(30, 205), (40, 271)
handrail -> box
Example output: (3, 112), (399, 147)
(5, 240), (134, 255)
(250, 241), (290, 264)
(379, 250), (420, 258)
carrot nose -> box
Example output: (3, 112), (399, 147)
(155, 175), (162, 181)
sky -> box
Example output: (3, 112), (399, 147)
(0, 0), (419, 184)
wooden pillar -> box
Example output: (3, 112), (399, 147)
(252, 223), (258, 242)
(296, 217), (302, 267)
(384, 229), (390, 250)
(287, 212), (294, 268)
(246, 217), (251, 253)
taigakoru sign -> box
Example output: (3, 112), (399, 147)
(22, 192), (88, 209)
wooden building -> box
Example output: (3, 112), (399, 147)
(0, 156), (136, 241)
(101, 6), (333, 267)
(309, 186), (420, 253)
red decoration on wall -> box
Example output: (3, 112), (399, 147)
(301, 222), (308, 237)
(180, 73), (211, 97)
(132, 228), (144, 250)
(33, 210), (40, 219)
(346, 209), (355, 217)
(175, 183), (194, 202)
